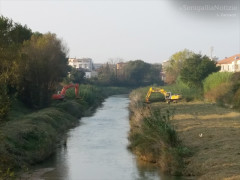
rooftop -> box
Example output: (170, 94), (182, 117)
(217, 54), (240, 64)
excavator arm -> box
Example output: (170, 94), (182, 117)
(145, 87), (181, 103)
(145, 87), (153, 103)
(52, 84), (79, 100)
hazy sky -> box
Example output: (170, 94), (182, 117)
(0, 0), (239, 63)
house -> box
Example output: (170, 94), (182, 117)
(217, 54), (240, 72)
(68, 58), (93, 71)
(68, 58), (97, 78)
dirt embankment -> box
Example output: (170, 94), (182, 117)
(153, 101), (240, 180)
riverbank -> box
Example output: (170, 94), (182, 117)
(0, 85), (130, 179)
(157, 101), (240, 179)
(128, 90), (189, 176)
(128, 89), (240, 179)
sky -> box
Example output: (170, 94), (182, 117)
(0, 0), (239, 63)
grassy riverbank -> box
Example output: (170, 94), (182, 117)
(128, 88), (191, 175)
(0, 85), (130, 179)
(128, 87), (240, 179)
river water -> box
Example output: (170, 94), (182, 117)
(34, 95), (181, 180)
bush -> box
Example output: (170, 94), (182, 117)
(204, 82), (232, 103)
(128, 88), (190, 175)
(167, 77), (202, 101)
(203, 72), (233, 93)
(0, 85), (11, 121)
(128, 107), (185, 175)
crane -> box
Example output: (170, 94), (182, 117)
(52, 84), (79, 100)
(145, 87), (181, 103)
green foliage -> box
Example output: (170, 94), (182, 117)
(165, 49), (194, 84)
(0, 16), (32, 120)
(0, 85), (11, 121)
(128, 107), (187, 175)
(0, 167), (15, 179)
(0, 84), (107, 176)
(180, 54), (220, 88)
(203, 72), (240, 108)
(145, 64), (162, 84)
(96, 63), (116, 86)
(0, 16), (32, 47)
(68, 68), (86, 84)
(203, 72), (233, 93)
(167, 77), (203, 101)
(131, 78), (202, 104)
(124, 60), (151, 86)
(0, 106), (78, 173)
(94, 60), (162, 87)
(17, 33), (69, 108)
(76, 85), (103, 106)
(129, 88), (193, 174)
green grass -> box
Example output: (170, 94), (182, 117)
(203, 72), (233, 93)
(130, 80), (202, 104)
(0, 84), (131, 178)
(128, 88), (191, 175)
(0, 103), (80, 178)
(1, 84), (130, 178)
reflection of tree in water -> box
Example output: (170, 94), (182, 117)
(135, 158), (159, 180)
(135, 157), (185, 180)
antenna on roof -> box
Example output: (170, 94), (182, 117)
(210, 46), (214, 60)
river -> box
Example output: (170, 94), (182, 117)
(32, 95), (181, 180)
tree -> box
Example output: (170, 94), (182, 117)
(0, 16), (32, 121)
(124, 60), (151, 86)
(165, 49), (194, 84)
(144, 63), (162, 85)
(180, 54), (220, 87)
(17, 33), (69, 108)
(96, 62), (116, 85)
(69, 68), (86, 84)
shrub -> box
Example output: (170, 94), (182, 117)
(204, 82), (232, 103)
(0, 85), (11, 121)
(128, 107), (185, 175)
(203, 72), (233, 93)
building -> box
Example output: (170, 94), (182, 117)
(160, 60), (170, 82)
(68, 58), (97, 78)
(68, 58), (93, 71)
(217, 54), (240, 72)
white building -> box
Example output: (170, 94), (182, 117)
(217, 54), (240, 72)
(68, 58), (98, 78)
(68, 58), (93, 71)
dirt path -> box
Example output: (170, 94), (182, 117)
(153, 101), (240, 180)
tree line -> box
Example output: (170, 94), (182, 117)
(0, 16), (164, 122)
(164, 49), (220, 88)
(0, 16), (69, 121)
(92, 60), (163, 87)
(0, 15), (221, 122)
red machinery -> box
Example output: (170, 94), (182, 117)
(52, 84), (79, 100)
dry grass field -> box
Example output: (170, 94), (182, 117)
(152, 101), (240, 180)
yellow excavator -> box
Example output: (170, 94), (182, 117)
(145, 87), (181, 103)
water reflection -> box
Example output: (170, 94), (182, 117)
(34, 95), (181, 180)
